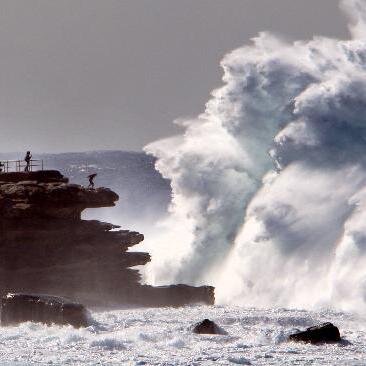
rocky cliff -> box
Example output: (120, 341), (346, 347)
(0, 171), (214, 308)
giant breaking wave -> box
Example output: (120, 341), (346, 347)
(143, 0), (366, 312)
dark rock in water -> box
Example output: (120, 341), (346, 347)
(192, 319), (227, 335)
(288, 322), (341, 344)
(1, 293), (90, 328)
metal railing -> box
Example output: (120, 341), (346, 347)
(0, 159), (44, 173)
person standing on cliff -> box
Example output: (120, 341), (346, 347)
(87, 173), (97, 189)
(24, 151), (32, 172)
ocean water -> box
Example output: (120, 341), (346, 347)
(0, 305), (365, 365)
(4, 3), (366, 364)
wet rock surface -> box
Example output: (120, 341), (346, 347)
(288, 322), (341, 344)
(192, 319), (227, 335)
(0, 171), (214, 308)
(1, 293), (90, 328)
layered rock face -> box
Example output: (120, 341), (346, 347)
(0, 171), (214, 308)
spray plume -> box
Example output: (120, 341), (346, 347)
(144, 0), (366, 312)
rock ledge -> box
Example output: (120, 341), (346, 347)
(0, 171), (215, 308)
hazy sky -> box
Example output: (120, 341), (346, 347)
(0, 0), (350, 153)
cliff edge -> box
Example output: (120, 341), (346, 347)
(0, 171), (214, 308)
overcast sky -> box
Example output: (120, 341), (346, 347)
(0, 0), (350, 153)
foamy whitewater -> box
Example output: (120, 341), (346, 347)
(1, 306), (366, 365)
(4, 1), (366, 365)
(142, 0), (366, 314)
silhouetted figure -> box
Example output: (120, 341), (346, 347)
(87, 173), (97, 189)
(24, 151), (32, 172)
(0, 162), (4, 173)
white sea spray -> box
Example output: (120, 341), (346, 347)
(144, 0), (366, 312)
(0, 306), (364, 365)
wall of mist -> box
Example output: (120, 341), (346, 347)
(144, 0), (366, 312)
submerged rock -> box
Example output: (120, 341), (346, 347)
(1, 293), (90, 328)
(192, 319), (227, 335)
(288, 322), (341, 344)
